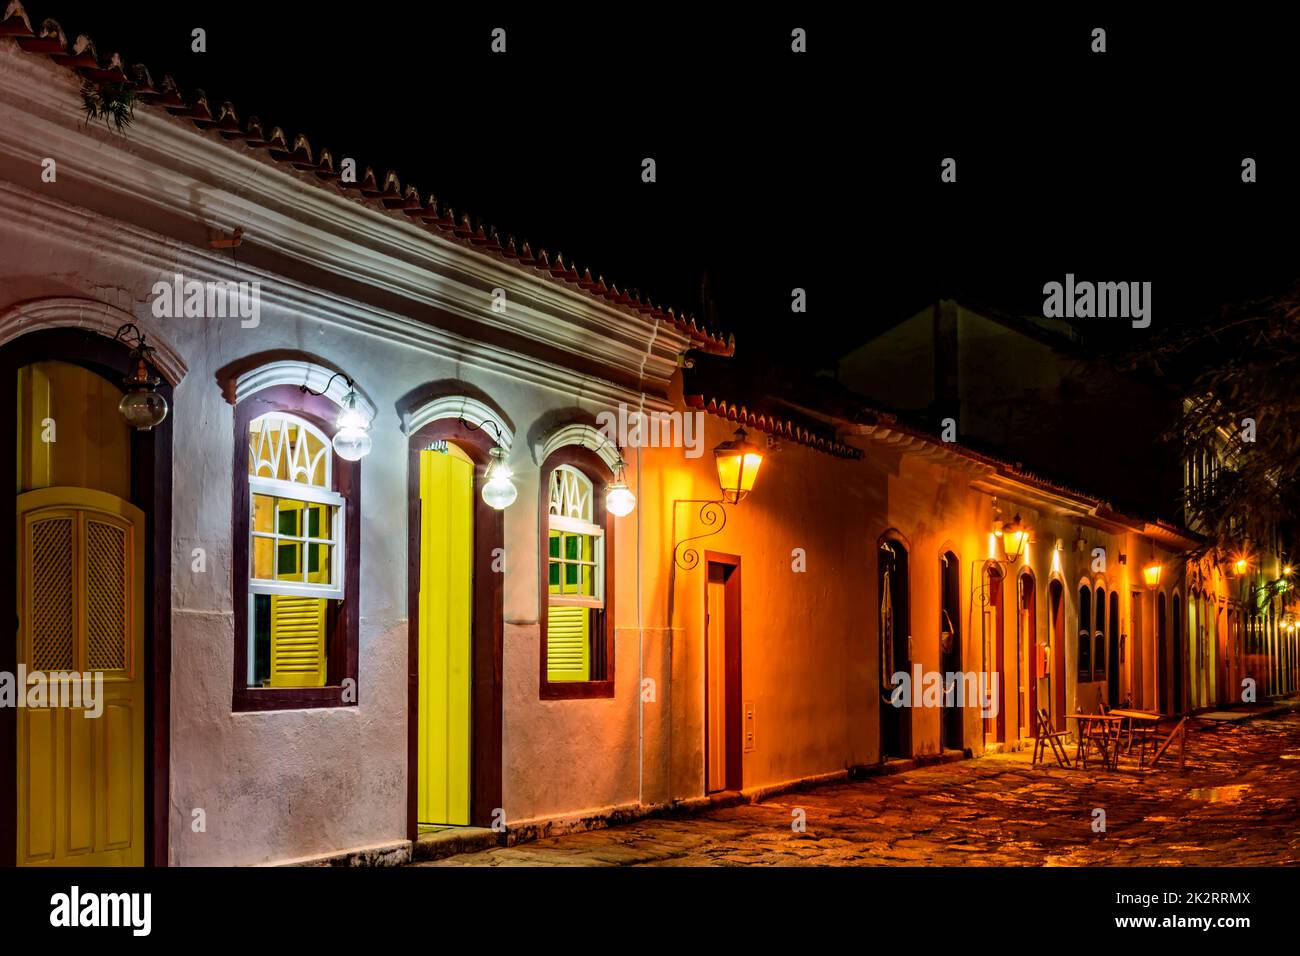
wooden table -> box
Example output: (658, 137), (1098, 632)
(1107, 708), (1165, 765)
(1068, 714), (1124, 770)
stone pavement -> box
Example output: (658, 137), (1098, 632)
(418, 705), (1300, 866)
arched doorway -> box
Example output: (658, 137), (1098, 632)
(1017, 571), (1037, 739)
(1108, 591), (1121, 705)
(982, 563), (1006, 745)
(939, 551), (961, 751)
(1049, 580), (1066, 730)
(1172, 593), (1185, 713)
(406, 416), (504, 835)
(1093, 586), (1107, 709)
(1157, 592), (1168, 713)
(877, 536), (911, 759)
(2, 329), (174, 866)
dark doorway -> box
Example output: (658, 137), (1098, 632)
(1173, 598), (1185, 713)
(705, 553), (742, 793)
(1157, 593), (1168, 714)
(878, 538), (911, 760)
(1094, 586), (1107, 697)
(939, 551), (961, 751)
(1108, 591), (1121, 705)
(1077, 585), (1092, 684)
(1050, 580), (1066, 730)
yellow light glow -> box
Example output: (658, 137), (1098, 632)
(713, 429), (763, 504)
(1142, 562), (1162, 590)
(1233, 558), (1249, 576)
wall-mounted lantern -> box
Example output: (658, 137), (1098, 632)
(298, 370), (373, 461)
(671, 427), (767, 570)
(1232, 556), (1250, 577)
(332, 389), (373, 461)
(713, 427), (764, 505)
(998, 513), (1030, 563)
(481, 445), (518, 510)
(605, 458), (636, 517)
(114, 324), (169, 431)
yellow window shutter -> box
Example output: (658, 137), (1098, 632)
(547, 605), (590, 682)
(270, 595), (327, 687)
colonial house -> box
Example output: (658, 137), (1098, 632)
(0, 2), (1294, 871)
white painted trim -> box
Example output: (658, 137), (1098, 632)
(0, 47), (693, 393)
(0, 182), (675, 416)
(234, 360), (376, 420)
(0, 295), (188, 385)
(538, 423), (622, 471)
(403, 395), (512, 450)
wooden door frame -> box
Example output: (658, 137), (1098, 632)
(984, 563), (1006, 744)
(1018, 570), (1037, 738)
(703, 551), (741, 794)
(406, 419), (503, 837)
(1, 328), (172, 867)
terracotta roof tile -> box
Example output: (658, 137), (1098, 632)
(0, 0), (735, 355)
(685, 394), (862, 459)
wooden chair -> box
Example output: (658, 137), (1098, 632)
(1129, 716), (1159, 764)
(1150, 717), (1189, 771)
(1081, 701), (1120, 770)
(1032, 707), (1070, 768)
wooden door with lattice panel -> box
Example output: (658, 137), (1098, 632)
(16, 487), (145, 866)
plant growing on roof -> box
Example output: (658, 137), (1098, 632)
(80, 79), (136, 133)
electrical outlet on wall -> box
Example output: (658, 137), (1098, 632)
(744, 701), (756, 753)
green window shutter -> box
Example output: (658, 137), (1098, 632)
(547, 605), (590, 682)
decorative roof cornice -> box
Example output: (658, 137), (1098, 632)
(0, 1), (735, 358)
(685, 394), (862, 459)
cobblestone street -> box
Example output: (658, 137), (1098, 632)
(421, 705), (1300, 867)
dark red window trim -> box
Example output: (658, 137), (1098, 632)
(232, 384), (360, 712)
(538, 445), (616, 700)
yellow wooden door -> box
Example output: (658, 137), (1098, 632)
(16, 487), (145, 866)
(418, 448), (473, 826)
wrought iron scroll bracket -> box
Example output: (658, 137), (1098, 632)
(672, 499), (728, 571)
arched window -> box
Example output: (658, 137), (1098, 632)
(1077, 585), (1092, 681)
(233, 386), (360, 710)
(539, 446), (615, 699)
(1093, 586), (1107, 684)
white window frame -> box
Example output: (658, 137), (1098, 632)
(247, 413), (346, 601)
(548, 465), (604, 609)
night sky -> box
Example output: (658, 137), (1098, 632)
(32, 4), (1300, 371)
